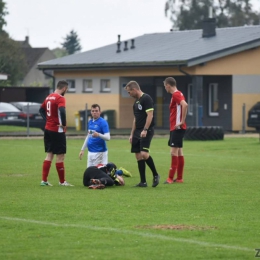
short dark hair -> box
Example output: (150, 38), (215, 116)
(124, 81), (140, 90)
(164, 77), (176, 87)
(91, 104), (101, 111)
(57, 80), (68, 90)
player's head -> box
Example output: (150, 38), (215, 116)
(124, 81), (141, 99)
(91, 104), (101, 119)
(163, 77), (176, 87)
(106, 162), (117, 173)
(163, 77), (176, 93)
(57, 80), (68, 96)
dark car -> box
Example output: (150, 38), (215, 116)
(10, 102), (45, 130)
(0, 102), (28, 127)
(247, 102), (260, 131)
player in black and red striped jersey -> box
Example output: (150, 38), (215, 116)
(39, 80), (73, 187)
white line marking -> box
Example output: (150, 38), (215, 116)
(0, 216), (252, 252)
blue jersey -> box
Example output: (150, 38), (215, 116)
(87, 117), (110, 152)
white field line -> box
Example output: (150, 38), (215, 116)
(0, 216), (252, 253)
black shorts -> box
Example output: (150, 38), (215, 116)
(44, 129), (66, 154)
(168, 129), (186, 148)
(131, 127), (154, 153)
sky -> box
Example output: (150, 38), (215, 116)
(4, 0), (260, 52)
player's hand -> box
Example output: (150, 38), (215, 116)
(140, 130), (147, 138)
(92, 132), (99, 138)
(129, 135), (133, 144)
(58, 125), (67, 132)
(175, 124), (181, 130)
(79, 150), (84, 160)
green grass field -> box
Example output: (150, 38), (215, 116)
(0, 136), (259, 259)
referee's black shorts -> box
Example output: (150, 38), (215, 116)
(44, 129), (66, 154)
(168, 129), (186, 148)
(131, 127), (154, 153)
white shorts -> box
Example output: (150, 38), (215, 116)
(87, 151), (108, 167)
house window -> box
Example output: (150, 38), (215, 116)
(100, 79), (111, 93)
(209, 83), (219, 116)
(83, 79), (93, 93)
(187, 84), (193, 116)
(66, 79), (76, 93)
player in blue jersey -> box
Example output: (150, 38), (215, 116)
(79, 104), (110, 166)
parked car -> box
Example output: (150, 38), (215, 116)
(0, 102), (45, 130)
(10, 102), (45, 130)
(0, 102), (27, 126)
(11, 102), (41, 111)
(247, 101), (260, 131)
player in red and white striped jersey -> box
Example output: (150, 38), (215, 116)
(163, 77), (188, 184)
(39, 80), (73, 187)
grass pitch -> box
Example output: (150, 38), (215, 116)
(0, 136), (259, 259)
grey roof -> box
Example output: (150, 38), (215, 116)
(38, 25), (260, 70)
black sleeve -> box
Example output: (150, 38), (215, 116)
(39, 107), (46, 121)
(59, 106), (66, 126)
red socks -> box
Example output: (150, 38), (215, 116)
(168, 156), (185, 180)
(42, 160), (51, 182)
(56, 162), (65, 183)
(177, 156), (184, 180)
(168, 156), (178, 180)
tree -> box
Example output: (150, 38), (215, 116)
(52, 47), (68, 58)
(61, 30), (82, 55)
(165, 0), (260, 30)
(0, 34), (27, 86)
(0, 0), (8, 33)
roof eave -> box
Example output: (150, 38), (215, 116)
(187, 39), (260, 67)
(37, 61), (187, 71)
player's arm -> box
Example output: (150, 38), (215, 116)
(92, 121), (110, 140)
(129, 118), (136, 143)
(79, 135), (89, 160)
(144, 109), (153, 130)
(97, 132), (110, 141)
(179, 100), (188, 126)
(130, 118), (136, 136)
(59, 106), (66, 127)
(39, 107), (46, 121)
(140, 109), (153, 137)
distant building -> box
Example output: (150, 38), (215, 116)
(38, 22), (260, 131)
(16, 36), (56, 87)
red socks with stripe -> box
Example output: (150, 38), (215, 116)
(56, 162), (65, 183)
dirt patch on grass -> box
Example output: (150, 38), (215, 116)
(136, 224), (217, 231)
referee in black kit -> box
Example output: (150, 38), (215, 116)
(124, 81), (160, 187)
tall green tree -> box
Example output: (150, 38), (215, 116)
(61, 30), (82, 55)
(0, 34), (27, 86)
(165, 0), (260, 30)
(0, 0), (8, 33)
(0, 0), (8, 35)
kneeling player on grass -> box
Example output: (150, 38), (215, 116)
(83, 162), (131, 189)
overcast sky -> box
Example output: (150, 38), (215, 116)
(4, 0), (260, 52)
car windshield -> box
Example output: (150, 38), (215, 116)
(0, 103), (20, 112)
(20, 104), (41, 114)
